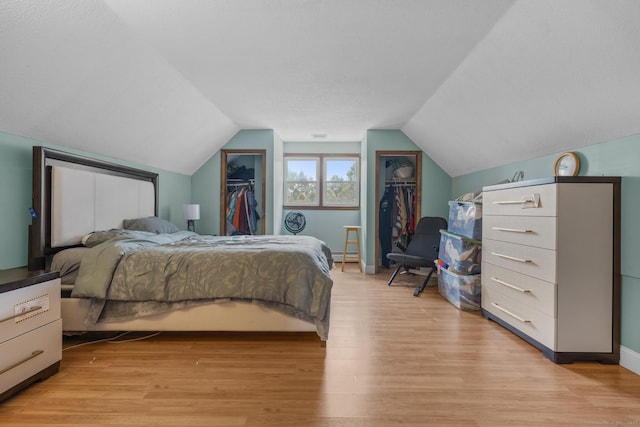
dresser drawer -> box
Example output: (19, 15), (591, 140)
(0, 319), (62, 395)
(482, 263), (556, 317)
(484, 184), (557, 217)
(483, 215), (557, 250)
(483, 239), (557, 284)
(0, 279), (61, 344)
(482, 287), (556, 350)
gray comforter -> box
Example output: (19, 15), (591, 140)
(72, 231), (334, 339)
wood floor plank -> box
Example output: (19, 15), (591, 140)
(1, 269), (639, 426)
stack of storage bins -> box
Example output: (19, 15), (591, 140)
(437, 200), (483, 310)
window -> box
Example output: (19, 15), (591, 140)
(284, 157), (319, 206)
(324, 157), (359, 207)
(284, 155), (359, 209)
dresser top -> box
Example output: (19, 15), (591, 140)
(0, 268), (59, 294)
(483, 176), (621, 192)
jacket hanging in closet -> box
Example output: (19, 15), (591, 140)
(226, 186), (260, 235)
(379, 184), (416, 265)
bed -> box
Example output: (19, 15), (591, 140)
(28, 147), (333, 341)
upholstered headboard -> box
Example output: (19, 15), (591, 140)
(29, 146), (159, 270)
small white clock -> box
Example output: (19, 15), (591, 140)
(554, 151), (580, 176)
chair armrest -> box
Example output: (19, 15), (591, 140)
(393, 241), (407, 252)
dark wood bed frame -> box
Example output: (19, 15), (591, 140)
(28, 146), (159, 271)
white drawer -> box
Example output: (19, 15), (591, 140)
(0, 319), (62, 395)
(0, 279), (61, 344)
(482, 287), (556, 350)
(483, 215), (557, 250)
(483, 239), (557, 284)
(482, 263), (556, 317)
(483, 184), (557, 217)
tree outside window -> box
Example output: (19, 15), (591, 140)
(284, 155), (359, 209)
(285, 158), (319, 206)
(324, 158), (358, 207)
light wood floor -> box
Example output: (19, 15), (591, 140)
(1, 268), (639, 426)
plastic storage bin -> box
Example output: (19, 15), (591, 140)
(448, 201), (482, 240)
(438, 229), (482, 275)
(437, 267), (481, 311)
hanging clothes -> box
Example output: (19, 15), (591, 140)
(226, 183), (260, 235)
(246, 190), (260, 234)
(379, 186), (394, 268)
(232, 187), (247, 232)
(379, 183), (417, 267)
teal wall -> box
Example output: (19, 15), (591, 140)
(360, 132), (369, 265)
(193, 132), (452, 262)
(0, 131), (191, 270)
(191, 130), (275, 235)
(452, 133), (640, 354)
(282, 141), (362, 253)
(191, 134), (362, 252)
(365, 130), (451, 269)
(191, 150), (222, 235)
(5, 124), (637, 354)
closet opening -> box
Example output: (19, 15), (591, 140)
(374, 151), (422, 274)
(220, 149), (266, 236)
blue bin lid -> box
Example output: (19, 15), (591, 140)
(448, 200), (482, 206)
(439, 229), (482, 244)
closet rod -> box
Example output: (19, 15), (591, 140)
(227, 179), (255, 188)
(386, 182), (416, 187)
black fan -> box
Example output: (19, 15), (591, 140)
(284, 211), (306, 235)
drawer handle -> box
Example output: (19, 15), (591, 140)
(492, 193), (540, 208)
(0, 350), (44, 375)
(0, 305), (43, 324)
(490, 303), (531, 324)
(491, 252), (532, 264)
(491, 227), (533, 234)
(491, 277), (531, 293)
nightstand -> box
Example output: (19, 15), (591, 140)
(0, 268), (61, 401)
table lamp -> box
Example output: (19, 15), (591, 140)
(183, 204), (200, 232)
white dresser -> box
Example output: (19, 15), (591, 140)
(481, 177), (620, 364)
(0, 268), (61, 401)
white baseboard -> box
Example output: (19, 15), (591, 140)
(333, 253), (360, 262)
(332, 254), (365, 273)
(620, 346), (640, 376)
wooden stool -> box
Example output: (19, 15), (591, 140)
(341, 226), (362, 272)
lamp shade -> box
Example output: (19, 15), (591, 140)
(183, 204), (200, 221)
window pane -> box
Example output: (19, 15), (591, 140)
(285, 158), (319, 205)
(325, 159), (357, 181)
(324, 158), (359, 206)
(287, 160), (317, 182)
(285, 182), (318, 205)
(325, 181), (358, 205)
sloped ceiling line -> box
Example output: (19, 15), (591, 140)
(2, 0), (639, 176)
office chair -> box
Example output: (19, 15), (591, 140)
(386, 216), (447, 297)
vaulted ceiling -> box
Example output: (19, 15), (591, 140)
(2, 1), (639, 176)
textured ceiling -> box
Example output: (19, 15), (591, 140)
(2, 0), (639, 176)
